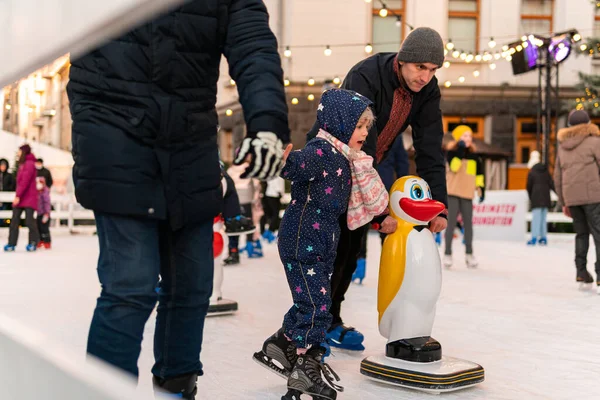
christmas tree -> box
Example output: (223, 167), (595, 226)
(572, 33), (600, 114)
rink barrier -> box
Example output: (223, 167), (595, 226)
(0, 313), (171, 400)
(0, 192), (95, 233)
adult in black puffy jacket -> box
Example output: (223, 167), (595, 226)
(67, 1), (289, 397)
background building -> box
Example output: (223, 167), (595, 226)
(3, 0), (600, 188)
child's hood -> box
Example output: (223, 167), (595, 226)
(316, 88), (373, 144)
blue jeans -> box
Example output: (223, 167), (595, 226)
(530, 207), (548, 239)
(88, 212), (214, 379)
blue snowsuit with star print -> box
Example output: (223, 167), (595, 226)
(278, 89), (373, 348)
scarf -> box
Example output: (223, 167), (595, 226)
(375, 56), (413, 164)
(317, 130), (389, 230)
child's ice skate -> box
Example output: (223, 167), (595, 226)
(466, 254), (478, 268)
(526, 237), (537, 246)
(326, 324), (365, 351)
(262, 229), (277, 243)
(3, 244), (15, 252)
(538, 237), (547, 246)
(152, 372), (197, 400)
(282, 346), (343, 400)
(351, 258), (366, 284)
(253, 328), (298, 378)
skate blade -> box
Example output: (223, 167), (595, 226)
(328, 342), (365, 352)
(360, 355), (484, 393)
(226, 228), (257, 237)
(252, 351), (290, 380)
(578, 282), (594, 291)
(284, 388), (336, 400)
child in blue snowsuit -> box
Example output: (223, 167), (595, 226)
(254, 89), (385, 400)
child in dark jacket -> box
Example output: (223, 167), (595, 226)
(36, 176), (52, 249)
(253, 89), (388, 400)
(526, 150), (554, 245)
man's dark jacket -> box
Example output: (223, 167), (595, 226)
(308, 53), (448, 208)
(67, 0), (289, 230)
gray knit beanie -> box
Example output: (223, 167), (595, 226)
(397, 27), (445, 68)
(567, 109), (590, 126)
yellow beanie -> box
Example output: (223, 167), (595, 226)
(451, 125), (472, 141)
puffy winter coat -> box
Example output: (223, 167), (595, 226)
(527, 163), (554, 209)
(67, 0), (289, 230)
(0, 158), (15, 192)
(15, 154), (38, 210)
(554, 123), (600, 207)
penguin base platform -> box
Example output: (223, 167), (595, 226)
(206, 298), (238, 317)
(360, 355), (484, 393)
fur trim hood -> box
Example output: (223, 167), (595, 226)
(557, 123), (600, 150)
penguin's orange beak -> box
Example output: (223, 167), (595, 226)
(399, 198), (445, 223)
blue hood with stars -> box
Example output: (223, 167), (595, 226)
(316, 88), (373, 145)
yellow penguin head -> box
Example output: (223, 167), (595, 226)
(389, 176), (446, 225)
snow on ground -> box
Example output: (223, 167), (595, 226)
(0, 230), (598, 399)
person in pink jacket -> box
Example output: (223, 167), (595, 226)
(4, 144), (40, 252)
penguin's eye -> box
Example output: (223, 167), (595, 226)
(410, 184), (424, 200)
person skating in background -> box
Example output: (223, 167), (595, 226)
(221, 161), (256, 266)
(227, 161), (264, 258)
(554, 110), (600, 291)
(443, 125), (485, 269)
(4, 144), (40, 252)
(254, 89), (388, 400)
(35, 158), (54, 189)
(260, 176), (285, 243)
(0, 158), (16, 211)
(36, 176), (52, 249)
(526, 150), (554, 246)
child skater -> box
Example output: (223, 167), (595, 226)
(253, 89), (389, 400)
(36, 176), (52, 249)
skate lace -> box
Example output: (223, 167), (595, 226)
(306, 358), (344, 392)
(286, 344), (298, 364)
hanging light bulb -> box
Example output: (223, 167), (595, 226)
(488, 37), (496, 48)
(489, 63), (496, 70)
(443, 61), (451, 68)
(521, 35), (527, 42)
(308, 78), (315, 86)
(284, 78), (290, 86)
(291, 98), (299, 105)
(284, 46), (292, 58)
(506, 55), (512, 61)
(333, 76), (341, 85)
(324, 45), (332, 56)
(365, 43), (373, 54)
(379, 7), (388, 17)
(458, 76), (465, 83)
(573, 33), (581, 42)
(364, 0), (372, 2)
(452, 50), (460, 58)
(502, 45), (509, 51)
(516, 45), (523, 52)
(465, 54), (474, 63)
(307, 94), (315, 101)
(446, 40), (455, 50)
(460, 51), (467, 60)
(522, 41), (529, 48)
(581, 44), (588, 51)
(494, 53), (501, 60)
(225, 109), (233, 116)
(395, 16), (401, 27)
(5, 104), (11, 110)
(444, 81), (452, 88)
(229, 79), (236, 86)
(475, 54), (482, 62)
(473, 70), (480, 77)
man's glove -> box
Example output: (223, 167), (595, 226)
(234, 132), (284, 180)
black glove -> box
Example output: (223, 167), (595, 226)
(457, 140), (466, 148)
(234, 131), (284, 180)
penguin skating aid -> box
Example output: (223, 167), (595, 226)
(360, 176), (485, 393)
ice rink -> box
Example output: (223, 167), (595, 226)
(0, 230), (598, 400)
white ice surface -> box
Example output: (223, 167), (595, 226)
(0, 231), (599, 400)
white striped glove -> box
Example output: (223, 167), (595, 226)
(234, 131), (285, 180)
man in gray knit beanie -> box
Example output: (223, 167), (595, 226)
(305, 26), (448, 352)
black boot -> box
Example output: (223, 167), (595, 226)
(223, 250), (240, 265)
(253, 328), (298, 378)
(153, 372), (198, 400)
(576, 269), (594, 283)
(283, 346), (342, 400)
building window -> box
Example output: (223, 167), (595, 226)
(443, 116), (484, 141)
(520, 0), (553, 36)
(448, 0), (479, 53)
(515, 117), (557, 164)
(372, 0), (405, 53)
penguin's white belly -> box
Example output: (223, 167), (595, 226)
(380, 229), (442, 341)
